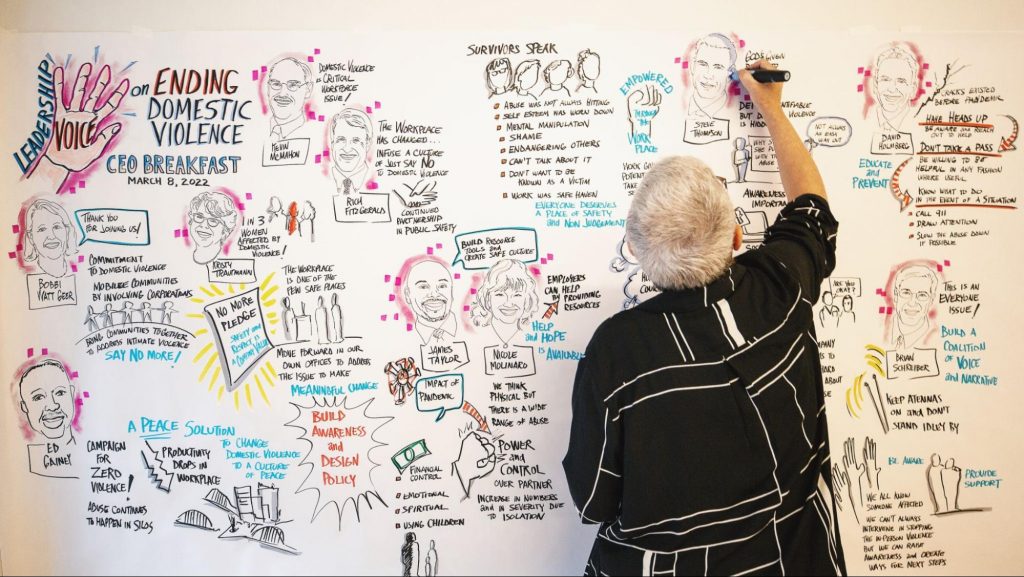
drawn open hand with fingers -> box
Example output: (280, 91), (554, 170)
(452, 431), (498, 498)
(393, 180), (439, 208)
(842, 437), (867, 508)
(627, 85), (661, 137)
(863, 437), (882, 490)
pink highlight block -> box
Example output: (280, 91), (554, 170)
(395, 277), (402, 287)
(318, 115), (324, 122)
(739, 39), (746, 48)
(682, 61), (689, 69)
(546, 253), (553, 260)
(857, 85), (864, 93)
(674, 57), (682, 64)
(944, 260), (950, 266)
(464, 305), (470, 312)
(174, 230), (181, 238)
(323, 149), (330, 157)
(245, 192), (253, 200)
(238, 203), (246, 211)
(78, 255), (84, 263)
(314, 48), (321, 55)
(937, 265), (943, 272)
(876, 288), (884, 295)
(926, 81), (933, 88)
(71, 264), (78, 273)
(78, 180), (86, 188)
(375, 101), (381, 109)
(71, 371), (79, 379)
(308, 110), (316, 119)
(252, 70), (259, 81)
(454, 273), (461, 280)
(864, 70), (871, 77)
(15, 244), (22, 251)
(923, 63), (930, 70)
(470, 288), (477, 295)
(69, 187), (76, 194)
(887, 307), (893, 315)
(385, 274), (392, 282)
(182, 229), (189, 238)
(744, 94), (751, 101)
(380, 314), (387, 321)
(42, 348), (48, 355)
(541, 258), (547, 265)
(12, 225), (20, 233)
(406, 323), (414, 332)
(261, 66), (267, 73)
(314, 154), (321, 164)
(530, 267), (540, 275)
(858, 67), (864, 74)
(436, 243), (442, 249)
(389, 294), (396, 302)
(83, 391), (90, 398)
(427, 247), (434, 255)
(307, 56), (314, 62)
(26, 348), (34, 358)
(878, 306), (885, 314)
(393, 313), (399, 321)
(365, 106), (373, 114)
(8, 252), (16, 259)
(367, 181), (379, 190)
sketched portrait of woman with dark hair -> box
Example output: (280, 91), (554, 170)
(470, 259), (539, 346)
(485, 58), (513, 98)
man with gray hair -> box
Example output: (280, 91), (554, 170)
(267, 57), (314, 141)
(330, 107), (373, 195)
(564, 60), (846, 576)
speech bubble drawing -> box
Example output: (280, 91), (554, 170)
(452, 228), (538, 270)
(74, 209), (151, 246)
(830, 277), (862, 297)
(286, 396), (392, 528)
(807, 117), (853, 147)
(414, 374), (465, 422)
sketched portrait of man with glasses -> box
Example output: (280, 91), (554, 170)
(187, 191), (239, 265)
(267, 57), (314, 141)
(892, 264), (938, 349)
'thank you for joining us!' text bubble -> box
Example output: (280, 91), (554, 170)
(452, 228), (538, 270)
(807, 117), (853, 148)
(75, 209), (151, 246)
(414, 374), (464, 422)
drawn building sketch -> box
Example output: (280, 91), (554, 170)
(330, 108), (374, 195)
(267, 57), (314, 141)
(540, 60), (574, 99)
(25, 62), (129, 194)
(179, 484), (298, 554)
(872, 45), (920, 133)
(187, 191), (240, 266)
(17, 358), (78, 478)
(513, 60), (541, 100)
(470, 259), (539, 347)
(687, 33), (736, 120)
(890, 264), (939, 349)
(404, 260), (457, 345)
(575, 49), (600, 94)
(485, 57), (513, 98)
(21, 198), (78, 278)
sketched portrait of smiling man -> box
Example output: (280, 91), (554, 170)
(688, 33), (737, 119)
(19, 359), (76, 444)
(267, 57), (314, 141)
(404, 260), (456, 345)
(330, 108), (373, 195)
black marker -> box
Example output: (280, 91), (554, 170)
(731, 69), (791, 83)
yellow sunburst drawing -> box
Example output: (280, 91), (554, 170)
(187, 273), (282, 411)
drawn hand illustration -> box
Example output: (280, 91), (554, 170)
(831, 463), (856, 523)
(32, 63), (129, 193)
(452, 430), (498, 498)
(842, 437), (867, 510)
(394, 180), (439, 208)
(863, 437), (882, 490)
(627, 85), (661, 138)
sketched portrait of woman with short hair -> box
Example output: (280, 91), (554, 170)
(470, 259), (539, 346)
(22, 198), (78, 278)
(187, 191), (239, 265)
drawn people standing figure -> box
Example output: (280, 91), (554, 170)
(330, 293), (344, 343)
(872, 45), (919, 132)
(100, 304), (114, 328)
(18, 359), (79, 478)
(891, 264), (938, 349)
(330, 108), (373, 195)
(282, 297), (298, 341)
(84, 306), (101, 332)
(314, 296), (330, 345)
(267, 57), (314, 141)
(513, 60), (541, 100)
(687, 33), (737, 119)
(287, 201), (300, 236)
(841, 294), (856, 324)
(22, 199), (78, 278)
(299, 201), (316, 241)
(470, 259), (539, 347)
(927, 454), (963, 514)
(187, 191), (240, 266)
(267, 196), (286, 229)
(401, 532), (420, 577)
(160, 301), (179, 324)
(540, 60), (574, 99)
(122, 301), (136, 325)
(819, 291), (841, 328)
(485, 58), (513, 98)
(576, 49), (601, 94)
(733, 137), (751, 183)
(141, 302), (154, 323)
(423, 540), (438, 577)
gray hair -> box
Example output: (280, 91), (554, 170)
(626, 156), (735, 290)
(330, 107), (373, 144)
(269, 57), (312, 84)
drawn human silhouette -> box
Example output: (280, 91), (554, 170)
(513, 60), (541, 100)
(330, 293), (344, 343)
(540, 60), (574, 99)
(100, 304), (114, 328)
(141, 302), (154, 323)
(424, 540), (438, 576)
(732, 137), (751, 183)
(267, 196), (286, 229)
(927, 454), (961, 514)
(160, 301), (179, 324)
(122, 301), (136, 325)
(485, 58), (513, 98)
(315, 296), (330, 345)
(282, 297), (297, 341)
(299, 201), (316, 241)
(819, 291), (841, 328)
(401, 532), (420, 576)
(287, 201), (299, 236)
(576, 49), (601, 93)
(84, 306), (101, 332)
